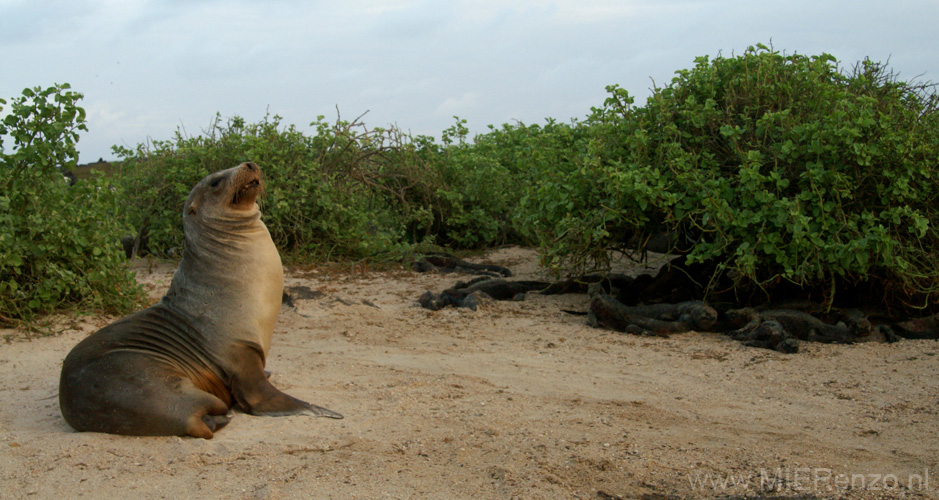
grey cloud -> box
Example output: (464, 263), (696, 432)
(1, 0), (935, 162)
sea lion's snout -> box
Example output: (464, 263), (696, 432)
(231, 162), (263, 209)
(237, 161), (261, 180)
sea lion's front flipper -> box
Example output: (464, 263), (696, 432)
(228, 342), (344, 419)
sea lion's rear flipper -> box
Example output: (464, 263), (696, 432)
(201, 410), (235, 433)
(228, 342), (344, 419)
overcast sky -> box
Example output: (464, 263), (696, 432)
(2, 0), (936, 163)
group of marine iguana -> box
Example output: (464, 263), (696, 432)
(413, 252), (939, 353)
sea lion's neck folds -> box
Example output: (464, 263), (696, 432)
(165, 212), (284, 360)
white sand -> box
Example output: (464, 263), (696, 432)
(1, 247), (937, 499)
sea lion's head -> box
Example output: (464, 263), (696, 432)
(184, 162), (264, 223)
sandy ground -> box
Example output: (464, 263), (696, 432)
(1, 247), (937, 500)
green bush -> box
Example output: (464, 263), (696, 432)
(419, 117), (548, 248)
(112, 113), (538, 260)
(524, 44), (939, 310)
(113, 114), (406, 260)
(0, 84), (143, 324)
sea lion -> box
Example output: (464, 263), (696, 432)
(59, 162), (342, 439)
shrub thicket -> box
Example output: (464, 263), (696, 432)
(112, 113), (535, 260)
(429, 117), (585, 247)
(7, 44), (935, 321)
(0, 84), (142, 324)
(523, 44), (939, 310)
